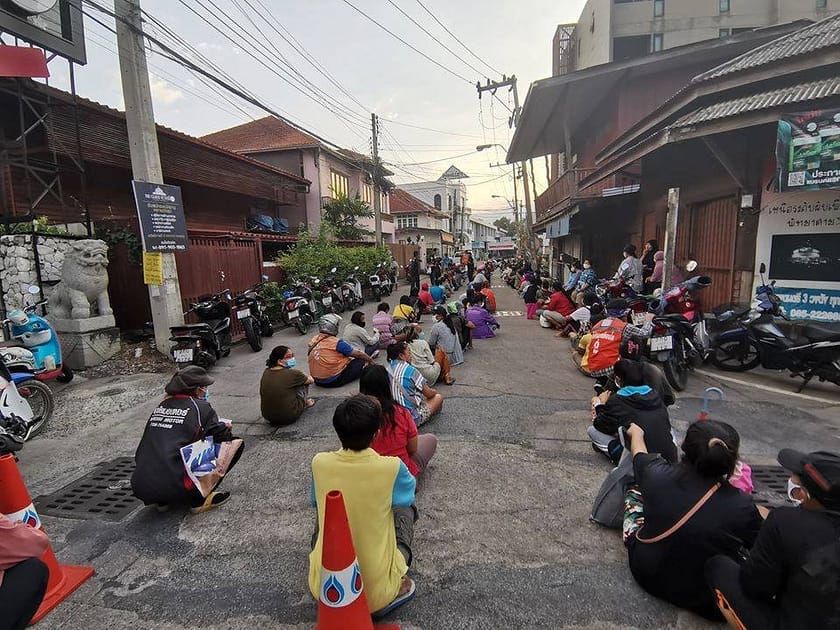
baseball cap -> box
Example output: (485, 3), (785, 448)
(778, 449), (840, 508)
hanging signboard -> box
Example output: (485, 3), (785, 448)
(142, 252), (164, 285)
(776, 109), (840, 192)
(132, 181), (189, 252)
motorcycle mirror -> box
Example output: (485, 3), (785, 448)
(27, 285), (40, 295)
(685, 260), (698, 273)
(330, 267), (337, 273)
(354, 266), (359, 271)
(759, 263), (766, 274)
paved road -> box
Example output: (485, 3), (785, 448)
(19, 281), (840, 629)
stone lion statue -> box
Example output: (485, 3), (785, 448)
(52, 239), (114, 320)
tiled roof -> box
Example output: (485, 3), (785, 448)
(672, 77), (840, 127)
(202, 116), (320, 153)
(695, 14), (840, 82)
(390, 189), (441, 215)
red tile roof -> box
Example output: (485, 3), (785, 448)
(390, 188), (441, 215)
(202, 116), (320, 153)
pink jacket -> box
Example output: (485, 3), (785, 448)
(372, 311), (396, 348)
(0, 514), (48, 586)
(650, 251), (665, 282)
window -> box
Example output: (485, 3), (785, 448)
(433, 194), (441, 209)
(396, 215), (418, 229)
(361, 183), (374, 205)
(719, 28), (732, 38)
(817, 0), (827, 8)
(652, 33), (664, 52)
(329, 170), (349, 198)
(719, 0), (730, 13)
(654, 0), (664, 17)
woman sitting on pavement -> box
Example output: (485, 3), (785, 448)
(427, 305), (464, 368)
(429, 279), (448, 304)
(260, 345), (315, 426)
(480, 281), (497, 313)
(623, 420), (762, 620)
(361, 364), (438, 478)
(372, 302), (397, 348)
(418, 282), (434, 312)
(535, 281), (576, 330)
(404, 323), (454, 385)
(0, 514), (49, 630)
(342, 310), (381, 357)
(387, 341), (444, 426)
(706, 449), (840, 630)
(307, 314), (375, 388)
(132, 366), (244, 513)
(448, 301), (474, 351)
(465, 294), (500, 339)
(588, 358), (678, 465)
(393, 295), (417, 322)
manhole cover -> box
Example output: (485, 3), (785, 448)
(750, 464), (793, 509)
(35, 457), (141, 522)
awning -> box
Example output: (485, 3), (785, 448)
(0, 47), (49, 79)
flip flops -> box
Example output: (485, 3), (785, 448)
(372, 577), (416, 620)
(190, 491), (231, 514)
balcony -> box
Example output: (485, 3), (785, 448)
(535, 168), (641, 223)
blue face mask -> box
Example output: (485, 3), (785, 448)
(285, 357), (297, 368)
(201, 387), (210, 401)
(418, 332), (425, 340)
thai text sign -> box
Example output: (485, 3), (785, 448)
(143, 252), (164, 285)
(777, 109), (840, 191)
(132, 181), (189, 252)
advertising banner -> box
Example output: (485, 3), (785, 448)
(755, 189), (840, 322)
(132, 181), (189, 252)
(777, 109), (840, 192)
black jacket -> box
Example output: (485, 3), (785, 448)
(593, 386), (678, 462)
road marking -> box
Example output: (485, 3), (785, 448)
(491, 285), (505, 289)
(495, 310), (522, 317)
(695, 369), (840, 406)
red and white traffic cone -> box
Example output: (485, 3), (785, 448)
(0, 453), (94, 623)
(315, 490), (400, 630)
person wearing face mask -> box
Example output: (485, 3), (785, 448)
(260, 345), (315, 426)
(706, 449), (840, 630)
(403, 323), (454, 385)
(615, 244), (645, 294)
(426, 305), (464, 368)
(132, 366), (243, 513)
(342, 311), (381, 358)
(574, 259), (598, 304)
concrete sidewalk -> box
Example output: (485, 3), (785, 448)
(16, 280), (840, 629)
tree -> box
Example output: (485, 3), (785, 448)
(493, 216), (517, 237)
(322, 193), (374, 242)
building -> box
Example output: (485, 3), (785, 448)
(390, 189), (455, 267)
(202, 116), (395, 242)
(469, 218), (501, 258)
(557, 1), (840, 75)
(399, 165), (471, 249)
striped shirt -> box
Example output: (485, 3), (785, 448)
(388, 359), (427, 424)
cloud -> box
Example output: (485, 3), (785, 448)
(149, 77), (184, 106)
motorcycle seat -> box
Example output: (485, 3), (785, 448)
(658, 313), (688, 322)
(171, 323), (212, 333)
(801, 322), (840, 343)
(209, 318), (230, 334)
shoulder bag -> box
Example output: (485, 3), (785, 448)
(637, 482), (721, 544)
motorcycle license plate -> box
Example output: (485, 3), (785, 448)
(650, 336), (673, 352)
(632, 312), (648, 326)
(322, 296), (332, 306)
(236, 309), (250, 320)
(288, 309), (299, 319)
(173, 348), (194, 362)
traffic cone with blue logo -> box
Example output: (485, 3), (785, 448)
(0, 453), (94, 623)
(315, 490), (400, 629)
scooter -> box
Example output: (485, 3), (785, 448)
(232, 275), (274, 352)
(368, 266), (383, 301)
(0, 355), (46, 443)
(379, 263), (393, 296)
(341, 267), (364, 308)
(322, 268), (345, 314)
(711, 263), (840, 390)
(169, 289), (233, 369)
(280, 282), (314, 335)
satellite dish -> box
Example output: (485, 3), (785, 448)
(7, 0), (58, 15)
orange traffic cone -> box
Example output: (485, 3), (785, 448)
(315, 490), (401, 630)
(0, 453), (94, 623)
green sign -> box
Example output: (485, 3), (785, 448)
(777, 109), (840, 192)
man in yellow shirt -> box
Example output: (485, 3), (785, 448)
(309, 395), (418, 618)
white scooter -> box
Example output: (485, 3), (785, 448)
(0, 356), (38, 446)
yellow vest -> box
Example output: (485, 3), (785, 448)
(308, 449), (408, 612)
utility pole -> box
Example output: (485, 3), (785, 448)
(115, 0), (184, 353)
(371, 113), (382, 246)
(663, 188), (680, 291)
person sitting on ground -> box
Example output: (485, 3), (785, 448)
(260, 345), (315, 426)
(418, 282), (434, 311)
(307, 314), (374, 388)
(622, 420), (762, 621)
(471, 270), (487, 288)
(706, 449), (840, 630)
(465, 294), (500, 339)
(556, 291), (599, 337)
(447, 301), (474, 351)
(387, 341), (444, 426)
(427, 305), (464, 368)
(570, 306), (606, 376)
(342, 310), (381, 357)
(535, 281), (576, 329)
(480, 281), (497, 313)
(373, 302), (397, 348)
(429, 279), (447, 304)
(308, 395), (418, 618)
(404, 324), (454, 385)
(0, 514), (49, 630)
(132, 366), (244, 513)
(588, 358), (678, 465)
(361, 364), (438, 479)
(618, 339), (675, 406)
(588, 299), (654, 384)
(408, 287), (425, 320)
(393, 295), (417, 322)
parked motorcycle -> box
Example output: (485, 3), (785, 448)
(280, 283), (315, 335)
(379, 263), (393, 297)
(368, 265), (383, 301)
(169, 289), (233, 368)
(711, 263), (840, 391)
(0, 355), (47, 443)
(341, 266), (364, 308)
(232, 276), (274, 352)
(322, 268), (345, 314)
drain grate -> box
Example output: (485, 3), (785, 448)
(750, 464), (794, 509)
(35, 457), (142, 522)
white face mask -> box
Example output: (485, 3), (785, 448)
(787, 478), (806, 505)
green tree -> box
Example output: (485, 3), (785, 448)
(493, 216), (520, 237)
(322, 193), (374, 242)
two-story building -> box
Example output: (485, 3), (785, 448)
(390, 189), (455, 266)
(202, 116), (395, 242)
(399, 165), (470, 248)
(469, 218), (501, 259)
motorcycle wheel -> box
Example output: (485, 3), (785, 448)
(260, 315), (274, 337)
(711, 339), (761, 372)
(243, 318), (262, 352)
(18, 379), (54, 439)
(334, 298), (345, 314)
(296, 313), (311, 335)
(56, 365), (74, 384)
(663, 354), (689, 392)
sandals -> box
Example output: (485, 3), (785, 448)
(190, 491), (231, 514)
(444, 377), (456, 385)
(305, 398), (317, 408)
(372, 576), (416, 619)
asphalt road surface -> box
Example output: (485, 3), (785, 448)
(19, 281), (840, 629)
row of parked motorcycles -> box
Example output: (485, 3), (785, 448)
(592, 262), (840, 393)
(168, 264), (396, 369)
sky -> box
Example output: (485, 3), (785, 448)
(42, 0), (588, 224)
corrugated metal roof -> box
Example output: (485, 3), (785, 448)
(671, 77), (840, 128)
(695, 14), (840, 82)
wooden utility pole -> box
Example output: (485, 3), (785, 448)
(371, 113), (382, 246)
(115, 0), (184, 353)
(663, 188), (680, 291)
